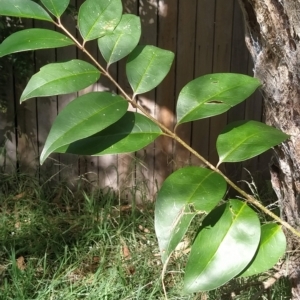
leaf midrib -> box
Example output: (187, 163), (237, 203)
(188, 202), (246, 289)
(23, 69), (99, 100)
(43, 99), (126, 157)
(84, 1), (112, 41)
(219, 129), (268, 163)
(180, 82), (249, 121)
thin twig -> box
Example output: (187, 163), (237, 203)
(250, 272), (283, 300)
(161, 255), (172, 300)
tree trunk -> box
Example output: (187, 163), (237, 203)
(238, 0), (300, 298)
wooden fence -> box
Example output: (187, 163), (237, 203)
(0, 0), (267, 201)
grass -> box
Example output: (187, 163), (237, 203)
(0, 172), (292, 299)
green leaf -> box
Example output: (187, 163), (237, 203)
(0, 29), (74, 58)
(40, 92), (128, 164)
(20, 59), (100, 102)
(41, 0), (69, 17)
(217, 120), (289, 165)
(155, 167), (227, 264)
(126, 45), (174, 96)
(98, 14), (141, 66)
(184, 200), (261, 292)
(0, 0), (52, 22)
(54, 112), (163, 155)
(78, 0), (122, 42)
(176, 74), (261, 125)
(240, 224), (286, 277)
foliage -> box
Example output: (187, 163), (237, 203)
(0, 0), (293, 297)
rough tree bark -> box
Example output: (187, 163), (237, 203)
(238, 0), (300, 298)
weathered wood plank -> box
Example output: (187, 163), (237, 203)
(34, 19), (60, 182)
(96, 36), (119, 191)
(155, 0), (178, 188)
(117, 0), (139, 202)
(174, 0), (197, 168)
(226, 0), (250, 180)
(56, 0), (79, 186)
(209, 0), (234, 166)
(15, 19), (39, 175)
(135, 0), (160, 201)
(191, 0), (216, 166)
(0, 63), (17, 172)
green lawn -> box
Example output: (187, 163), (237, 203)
(0, 172), (291, 300)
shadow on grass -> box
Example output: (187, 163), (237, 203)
(0, 172), (191, 300)
(0, 172), (292, 300)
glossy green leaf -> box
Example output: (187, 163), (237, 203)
(0, 0), (52, 22)
(126, 45), (174, 96)
(40, 92), (128, 164)
(176, 74), (261, 125)
(20, 59), (100, 102)
(184, 200), (261, 292)
(0, 29), (74, 58)
(217, 120), (289, 165)
(155, 167), (227, 264)
(78, 0), (122, 42)
(41, 0), (69, 17)
(54, 112), (163, 155)
(240, 224), (286, 277)
(98, 14), (141, 66)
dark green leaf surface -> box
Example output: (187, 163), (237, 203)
(176, 74), (260, 125)
(98, 14), (141, 66)
(0, 29), (74, 58)
(78, 0), (122, 42)
(126, 45), (174, 96)
(55, 112), (162, 155)
(0, 0), (52, 21)
(40, 92), (128, 164)
(240, 224), (286, 277)
(20, 59), (100, 102)
(41, 0), (69, 17)
(155, 167), (227, 264)
(184, 200), (260, 292)
(217, 120), (289, 164)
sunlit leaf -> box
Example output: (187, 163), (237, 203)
(0, 0), (52, 21)
(240, 223), (286, 277)
(155, 167), (227, 264)
(20, 59), (100, 102)
(40, 92), (128, 164)
(0, 29), (74, 58)
(55, 112), (163, 155)
(41, 0), (69, 17)
(78, 0), (122, 42)
(98, 14), (141, 66)
(126, 45), (174, 96)
(184, 200), (260, 292)
(217, 120), (289, 165)
(176, 74), (260, 125)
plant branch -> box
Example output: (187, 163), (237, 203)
(57, 21), (300, 239)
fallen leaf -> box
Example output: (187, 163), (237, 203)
(15, 222), (21, 229)
(93, 256), (100, 263)
(122, 244), (131, 260)
(120, 205), (132, 211)
(143, 228), (150, 233)
(13, 192), (26, 200)
(16, 256), (26, 271)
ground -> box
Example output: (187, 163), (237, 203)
(0, 172), (292, 299)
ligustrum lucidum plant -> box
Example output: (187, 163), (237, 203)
(1, 0), (299, 296)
